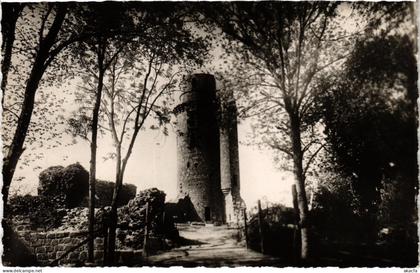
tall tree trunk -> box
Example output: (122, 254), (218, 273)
(106, 147), (123, 265)
(88, 62), (105, 263)
(2, 5), (67, 210)
(1, 3), (24, 105)
(106, 119), (140, 264)
(289, 111), (310, 262)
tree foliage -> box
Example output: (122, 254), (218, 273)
(6, 194), (67, 230)
(2, 2), (103, 206)
(318, 33), (417, 215)
(200, 2), (349, 260)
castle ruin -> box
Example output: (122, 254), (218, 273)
(174, 74), (245, 225)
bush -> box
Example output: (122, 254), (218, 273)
(247, 204), (296, 259)
(93, 180), (137, 208)
(62, 163), (90, 207)
(38, 166), (65, 196)
(7, 194), (66, 230)
(311, 180), (366, 242)
(38, 162), (89, 208)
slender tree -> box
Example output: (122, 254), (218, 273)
(2, 3), (69, 207)
(1, 2), (97, 207)
(70, 2), (137, 262)
(201, 2), (346, 261)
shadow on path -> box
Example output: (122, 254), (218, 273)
(144, 224), (284, 267)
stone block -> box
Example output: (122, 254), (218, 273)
(56, 245), (65, 251)
(16, 225), (25, 231)
(23, 232), (33, 241)
(60, 238), (72, 244)
(36, 253), (47, 261)
(63, 245), (74, 251)
(51, 239), (59, 246)
(69, 230), (86, 237)
(68, 252), (79, 260)
(46, 233), (57, 239)
(31, 239), (44, 247)
(45, 245), (54, 252)
(56, 251), (66, 259)
(55, 232), (69, 238)
(35, 246), (46, 253)
(79, 251), (88, 261)
(47, 252), (56, 260)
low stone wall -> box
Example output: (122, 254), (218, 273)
(15, 229), (157, 266)
(16, 230), (104, 265)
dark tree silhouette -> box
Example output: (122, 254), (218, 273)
(318, 33), (417, 239)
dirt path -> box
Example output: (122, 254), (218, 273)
(144, 224), (283, 267)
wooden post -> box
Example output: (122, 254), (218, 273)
(143, 202), (150, 257)
(243, 208), (249, 248)
(292, 184), (300, 263)
(257, 200), (265, 254)
(102, 213), (108, 266)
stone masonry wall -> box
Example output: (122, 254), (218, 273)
(219, 97), (245, 225)
(16, 230), (104, 266)
(174, 74), (225, 223)
(15, 229), (146, 266)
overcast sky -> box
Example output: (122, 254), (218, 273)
(11, 109), (294, 208)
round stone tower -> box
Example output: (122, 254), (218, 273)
(174, 74), (225, 223)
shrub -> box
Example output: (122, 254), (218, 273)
(38, 166), (65, 196)
(61, 163), (89, 207)
(247, 204), (296, 259)
(93, 180), (137, 208)
(38, 162), (89, 208)
(7, 194), (66, 230)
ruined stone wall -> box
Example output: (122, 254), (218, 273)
(174, 74), (224, 223)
